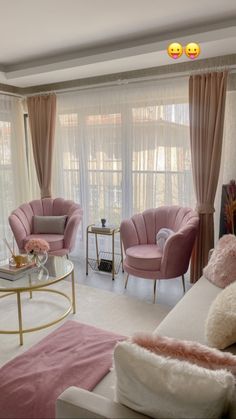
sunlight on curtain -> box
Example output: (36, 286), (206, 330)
(52, 78), (194, 255)
(132, 100), (193, 213)
(25, 119), (40, 199)
(0, 95), (29, 258)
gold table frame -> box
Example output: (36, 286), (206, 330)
(86, 224), (123, 280)
(0, 258), (75, 345)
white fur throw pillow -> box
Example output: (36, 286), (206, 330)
(131, 333), (236, 374)
(205, 281), (236, 349)
(203, 234), (236, 288)
(156, 228), (174, 251)
(114, 341), (234, 419)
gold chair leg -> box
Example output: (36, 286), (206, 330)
(124, 273), (129, 289)
(71, 269), (76, 314)
(182, 274), (185, 293)
(153, 280), (157, 304)
(17, 292), (23, 346)
(29, 274), (32, 299)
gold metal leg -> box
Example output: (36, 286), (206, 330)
(71, 269), (76, 314)
(182, 274), (186, 293)
(120, 233), (124, 273)
(112, 232), (115, 280)
(17, 292), (23, 345)
(95, 233), (99, 265)
(124, 273), (129, 289)
(29, 274), (32, 299)
(153, 280), (157, 304)
(86, 226), (89, 275)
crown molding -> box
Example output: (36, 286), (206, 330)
(22, 53), (236, 94)
(0, 53), (236, 96)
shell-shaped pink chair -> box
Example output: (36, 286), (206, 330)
(9, 198), (83, 257)
(120, 206), (199, 302)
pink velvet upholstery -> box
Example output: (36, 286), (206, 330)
(120, 206), (199, 281)
(126, 245), (162, 271)
(9, 198), (83, 256)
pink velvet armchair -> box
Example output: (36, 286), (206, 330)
(9, 198), (83, 257)
(120, 206), (199, 302)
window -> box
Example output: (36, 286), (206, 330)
(52, 79), (194, 253)
(0, 95), (29, 258)
(131, 103), (193, 213)
(0, 120), (14, 212)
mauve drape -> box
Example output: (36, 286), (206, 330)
(189, 71), (228, 283)
(27, 94), (57, 198)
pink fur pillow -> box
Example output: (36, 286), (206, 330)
(131, 333), (236, 375)
(203, 234), (236, 288)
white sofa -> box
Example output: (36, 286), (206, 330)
(56, 277), (236, 419)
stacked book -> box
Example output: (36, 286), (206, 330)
(0, 263), (34, 281)
(90, 224), (116, 234)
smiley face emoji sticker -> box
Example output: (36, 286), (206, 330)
(185, 42), (200, 59)
(167, 43), (183, 59)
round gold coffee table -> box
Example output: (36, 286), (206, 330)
(0, 256), (75, 345)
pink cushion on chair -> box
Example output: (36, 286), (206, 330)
(33, 215), (67, 234)
(126, 244), (162, 271)
(23, 234), (64, 252)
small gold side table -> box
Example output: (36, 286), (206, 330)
(86, 224), (123, 280)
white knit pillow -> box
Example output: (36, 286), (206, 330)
(114, 341), (234, 419)
(156, 228), (174, 251)
(205, 281), (236, 349)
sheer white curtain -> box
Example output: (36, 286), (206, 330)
(0, 95), (29, 258)
(52, 78), (194, 256)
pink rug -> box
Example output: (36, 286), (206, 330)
(0, 320), (125, 419)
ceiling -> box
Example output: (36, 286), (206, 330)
(1, 0), (236, 88)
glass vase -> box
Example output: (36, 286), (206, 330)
(32, 251), (48, 268)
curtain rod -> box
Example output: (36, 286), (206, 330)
(3, 65), (236, 99)
(25, 65), (236, 97)
(26, 72), (192, 96)
(0, 90), (23, 99)
(54, 72), (190, 95)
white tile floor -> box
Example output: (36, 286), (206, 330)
(72, 256), (192, 309)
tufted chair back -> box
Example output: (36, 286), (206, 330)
(121, 206), (199, 286)
(9, 198), (83, 256)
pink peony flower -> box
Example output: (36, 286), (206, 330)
(25, 238), (50, 254)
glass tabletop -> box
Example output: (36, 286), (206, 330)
(0, 256), (73, 292)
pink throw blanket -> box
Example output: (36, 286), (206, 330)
(0, 320), (125, 419)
